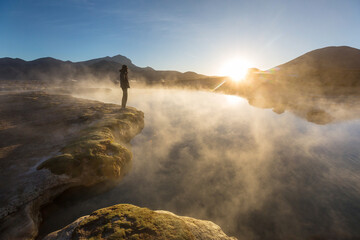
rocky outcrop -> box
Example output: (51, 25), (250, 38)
(0, 91), (144, 239)
(44, 204), (237, 240)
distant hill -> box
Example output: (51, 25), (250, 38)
(0, 54), (206, 83)
(215, 46), (360, 125)
(264, 46), (360, 87)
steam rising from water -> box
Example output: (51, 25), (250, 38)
(43, 88), (360, 240)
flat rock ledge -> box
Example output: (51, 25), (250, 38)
(0, 91), (144, 240)
(44, 204), (237, 240)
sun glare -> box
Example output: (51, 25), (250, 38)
(219, 58), (252, 82)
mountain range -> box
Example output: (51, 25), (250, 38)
(0, 54), (206, 83)
(1, 46), (360, 87)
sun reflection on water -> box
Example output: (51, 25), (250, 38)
(225, 94), (244, 105)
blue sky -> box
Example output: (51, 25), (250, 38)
(1, 0), (359, 75)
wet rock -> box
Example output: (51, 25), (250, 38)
(0, 91), (144, 239)
(306, 109), (333, 125)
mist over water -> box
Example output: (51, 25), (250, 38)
(41, 88), (360, 240)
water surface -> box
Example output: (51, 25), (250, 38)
(40, 88), (360, 240)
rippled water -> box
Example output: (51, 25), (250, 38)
(39, 88), (360, 240)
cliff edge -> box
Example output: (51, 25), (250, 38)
(0, 91), (144, 239)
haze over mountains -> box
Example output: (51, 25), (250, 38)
(1, 46), (360, 88)
(250, 46), (360, 88)
(215, 46), (360, 125)
(0, 54), (206, 83)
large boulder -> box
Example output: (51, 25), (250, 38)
(44, 204), (237, 240)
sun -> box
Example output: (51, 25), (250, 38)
(219, 58), (252, 82)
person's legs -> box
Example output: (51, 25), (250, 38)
(122, 88), (128, 108)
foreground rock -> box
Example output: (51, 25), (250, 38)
(44, 204), (237, 240)
(0, 91), (144, 239)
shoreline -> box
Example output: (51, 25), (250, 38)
(0, 91), (144, 239)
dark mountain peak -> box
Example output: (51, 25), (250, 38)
(80, 54), (134, 67)
(30, 57), (65, 64)
(110, 54), (133, 65)
(0, 57), (26, 64)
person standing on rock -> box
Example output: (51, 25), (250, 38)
(119, 65), (130, 109)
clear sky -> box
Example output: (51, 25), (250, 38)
(1, 0), (359, 75)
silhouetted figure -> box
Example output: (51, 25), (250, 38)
(119, 65), (130, 109)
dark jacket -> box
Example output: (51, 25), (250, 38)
(120, 69), (130, 89)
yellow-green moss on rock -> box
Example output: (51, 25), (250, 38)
(72, 204), (195, 240)
(44, 204), (237, 240)
(37, 154), (80, 177)
(37, 108), (144, 181)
